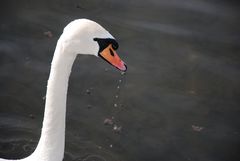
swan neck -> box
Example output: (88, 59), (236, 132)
(32, 39), (76, 161)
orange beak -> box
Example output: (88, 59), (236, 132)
(99, 44), (127, 72)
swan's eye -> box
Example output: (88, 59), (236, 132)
(109, 48), (115, 56)
(112, 42), (118, 50)
(93, 38), (119, 53)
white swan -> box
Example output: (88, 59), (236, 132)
(0, 19), (127, 161)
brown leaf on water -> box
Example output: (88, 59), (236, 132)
(43, 31), (53, 38)
(103, 118), (113, 125)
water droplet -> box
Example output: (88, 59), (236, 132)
(113, 125), (122, 133)
(114, 103), (118, 107)
(87, 105), (92, 109)
(29, 114), (35, 119)
(113, 125), (118, 130)
(86, 89), (91, 95)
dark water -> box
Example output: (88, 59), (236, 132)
(0, 0), (240, 161)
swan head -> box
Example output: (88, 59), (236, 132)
(61, 19), (127, 71)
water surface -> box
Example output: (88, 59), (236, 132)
(0, 0), (240, 161)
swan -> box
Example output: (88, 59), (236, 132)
(0, 19), (127, 161)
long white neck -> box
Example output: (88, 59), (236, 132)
(29, 38), (76, 161)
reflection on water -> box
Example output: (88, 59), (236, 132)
(0, 0), (240, 161)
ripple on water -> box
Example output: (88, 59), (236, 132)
(81, 154), (106, 161)
(0, 139), (36, 159)
(72, 155), (107, 161)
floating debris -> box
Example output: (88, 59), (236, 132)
(117, 86), (120, 89)
(115, 95), (119, 99)
(43, 31), (53, 38)
(113, 103), (118, 107)
(118, 79), (122, 83)
(192, 125), (204, 132)
(103, 118), (113, 125)
(109, 144), (113, 148)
